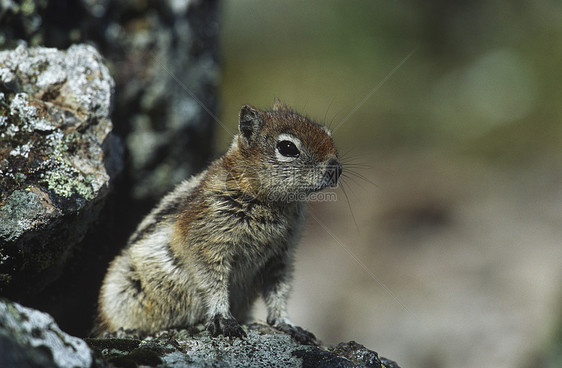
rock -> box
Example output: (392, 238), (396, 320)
(293, 341), (401, 368)
(0, 44), (121, 297)
(86, 324), (401, 368)
(0, 299), (93, 368)
(106, 0), (219, 203)
(0, 300), (400, 368)
(0, 0), (219, 202)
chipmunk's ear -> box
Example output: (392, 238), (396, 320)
(272, 98), (292, 112)
(239, 105), (264, 146)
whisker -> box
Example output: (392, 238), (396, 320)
(309, 210), (411, 315)
(333, 46), (418, 133)
(302, 98), (310, 116)
(341, 173), (368, 193)
(342, 163), (372, 169)
(343, 175), (372, 195)
(339, 181), (360, 234)
(328, 105), (348, 131)
(340, 150), (370, 164)
(343, 170), (379, 188)
(324, 96), (337, 128)
(341, 179), (361, 202)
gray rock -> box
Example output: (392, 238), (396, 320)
(0, 299), (93, 368)
(0, 0), (219, 201)
(0, 298), (401, 368)
(86, 324), (401, 368)
(0, 44), (121, 296)
(102, 0), (219, 202)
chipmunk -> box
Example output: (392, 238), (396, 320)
(96, 99), (341, 344)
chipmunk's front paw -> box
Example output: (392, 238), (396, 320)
(273, 322), (319, 346)
(206, 314), (247, 339)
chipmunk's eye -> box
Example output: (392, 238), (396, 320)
(277, 140), (300, 157)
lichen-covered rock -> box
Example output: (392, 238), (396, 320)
(86, 324), (401, 368)
(0, 298), (400, 368)
(1, 0), (219, 202)
(0, 44), (121, 297)
(0, 299), (93, 368)
(293, 340), (401, 368)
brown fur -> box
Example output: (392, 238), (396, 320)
(96, 100), (341, 344)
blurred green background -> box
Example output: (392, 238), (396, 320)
(217, 0), (561, 161)
(217, 1), (562, 368)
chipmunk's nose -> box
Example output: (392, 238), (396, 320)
(325, 158), (342, 187)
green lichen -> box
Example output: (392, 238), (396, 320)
(41, 131), (97, 200)
(45, 171), (94, 200)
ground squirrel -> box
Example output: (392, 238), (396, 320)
(97, 99), (341, 344)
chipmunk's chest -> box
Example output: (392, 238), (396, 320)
(227, 214), (299, 289)
(210, 193), (304, 261)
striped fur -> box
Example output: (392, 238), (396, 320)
(97, 101), (340, 343)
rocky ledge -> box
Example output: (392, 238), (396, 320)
(0, 44), (122, 297)
(0, 299), (399, 368)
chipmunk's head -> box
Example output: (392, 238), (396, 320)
(232, 99), (341, 202)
